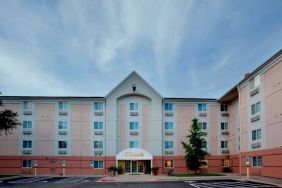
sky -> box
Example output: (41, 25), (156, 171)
(0, 0), (282, 98)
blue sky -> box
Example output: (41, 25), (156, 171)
(0, 0), (281, 98)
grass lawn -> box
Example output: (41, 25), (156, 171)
(174, 173), (225, 177)
(0, 175), (17, 178)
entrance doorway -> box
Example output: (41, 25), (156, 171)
(116, 148), (153, 175)
(123, 160), (145, 174)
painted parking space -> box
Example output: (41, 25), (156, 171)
(185, 179), (278, 188)
(2, 176), (100, 185)
(8, 177), (53, 184)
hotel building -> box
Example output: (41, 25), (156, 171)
(0, 50), (282, 178)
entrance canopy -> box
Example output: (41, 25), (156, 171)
(116, 148), (153, 160)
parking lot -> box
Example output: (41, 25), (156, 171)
(185, 179), (279, 188)
(0, 177), (279, 188)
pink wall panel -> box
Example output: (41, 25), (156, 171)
(209, 105), (218, 155)
(119, 104), (126, 151)
(176, 105), (195, 156)
(142, 104), (149, 150)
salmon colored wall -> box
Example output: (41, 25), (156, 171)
(119, 104), (126, 151)
(176, 105), (195, 156)
(209, 105), (218, 155)
(0, 104), (20, 155)
(240, 147), (282, 178)
(142, 104), (149, 150)
(71, 104), (91, 156)
(239, 86), (248, 152)
(264, 61), (282, 148)
(229, 99), (238, 155)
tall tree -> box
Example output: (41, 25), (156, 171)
(0, 99), (20, 135)
(181, 118), (208, 174)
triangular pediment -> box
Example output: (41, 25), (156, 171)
(106, 71), (162, 100)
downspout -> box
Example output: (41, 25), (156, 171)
(237, 84), (242, 178)
(161, 98), (164, 174)
(104, 98), (107, 175)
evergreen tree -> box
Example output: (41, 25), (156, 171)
(0, 99), (20, 135)
(181, 118), (208, 174)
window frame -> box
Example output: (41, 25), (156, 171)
(94, 141), (104, 149)
(129, 141), (139, 148)
(23, 121), (32, 129)
(220, 104), (228, 112)
(22, 160), (32, 168)
(251, 102), (261, 115)
(164, 122), (173, 130)
(252, 128), (262, 141)
(23, 140), (32, 149)
(221, 141), (228, 149)
(198, 103), (207, 112)
(59, 101), (68, 111)
(221, 122), (228, 130)
(129, 122), (139, 130)
(164, 103), (173, 111)
(165, 141), (173, 149)
(129, 103), (138, 111)
(58, 140), (68, 149)
(94, 122), (103, 130)
(58, 121), (67, 130)
(93, 160), (104, 169)
(94, 102), (103, 111)
(164, 160), (174, 168)
(253, 156), (262, 167)
(198, 122), (207, 130)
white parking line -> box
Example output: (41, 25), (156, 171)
(187, 181), (277, 188)
(9, 177), (50, 184)
(55, 177), (76, 183)
(72, 177), (88, 182)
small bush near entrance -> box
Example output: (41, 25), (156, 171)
(174, 173), (225, 177)
(117, 165), (124, 174)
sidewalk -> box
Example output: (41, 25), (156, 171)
(97, 173), (282, 187)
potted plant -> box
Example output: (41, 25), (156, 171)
(117, 165), (124, 174)
(108, 166), (117, 176)
(151, 167), (159, 176)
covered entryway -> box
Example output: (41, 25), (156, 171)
(116, 148), (153, 175)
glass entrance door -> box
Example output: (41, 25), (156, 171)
(131, 161), (137, 173)
(125, 161), (131, 173)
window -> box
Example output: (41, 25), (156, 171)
(58, 141), (67, 149)
(59, 101), (68, 111)
(94, 122), (103, 130)
(251, 102), (261, 115)
(58, 121), (67, 129)
(252, 129), (262, 141)
(250, 75), (260, 90)
(198, 122), (207, 130)
(221, 122), (228, 130)
(129, 141), (139, 148)
(220, 105), (228, 112)
(202, 141), (207, 149)
(165, 141), (173, 149)
(129, 122), (139, 130)
(23, 140), (32, 148)
(198, 104), (207, 112)
(253, 156), (262, 167)
(23, 101), (32, 110)
(94, 102), (103, 110)
(130, 103), (138, 111)
(22, 160), (32, 168)
(165, 160), (174, 168)
(221, 159), (230, 167)
(221, 141), (228, 149)
(94, 141), (103, 149)
(165, 122), (173, 129)
(23, 121), (32, 129)
(164, 103), (173, 111)
(93, 160), (104, 169)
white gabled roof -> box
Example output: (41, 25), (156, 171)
(105, 71), (162, 98)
